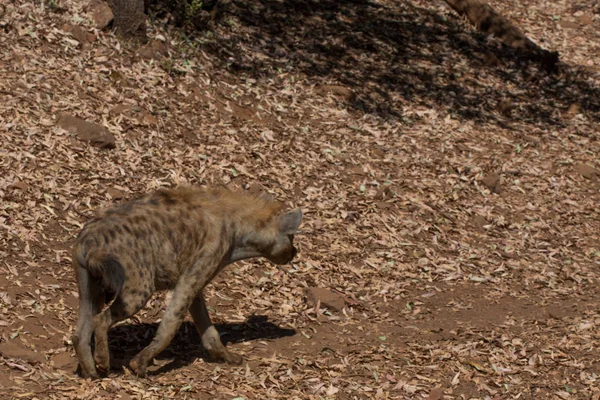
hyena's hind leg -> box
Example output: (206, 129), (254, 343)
(189, 292), (243, 365)
(93, 284), (153, 375)
(72, 265), (104, 379)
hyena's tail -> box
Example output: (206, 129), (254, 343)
(76, 245), (125, 296)
(72, 251), (101, 378)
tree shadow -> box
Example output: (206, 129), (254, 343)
(105, 314), (295, 375)
(150, 0), (600, 127)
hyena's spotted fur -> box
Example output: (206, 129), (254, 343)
(71, 186), (302, 378)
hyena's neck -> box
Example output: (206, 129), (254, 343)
(219, 218), (265, 265)
(227, 247), (262, 264)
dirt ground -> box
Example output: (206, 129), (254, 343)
(0, 0), (600, 398)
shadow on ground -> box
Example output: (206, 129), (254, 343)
(149, 0), (600, 126)
(105, 315), (295, 375)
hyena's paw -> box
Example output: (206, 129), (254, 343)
(129, 354), (148, 377)
(94, 353), (110, 376)
(209, 348), (243, 365)
(77, 364), (99, 380)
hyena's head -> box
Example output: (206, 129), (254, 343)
(249, 208), (303, 265)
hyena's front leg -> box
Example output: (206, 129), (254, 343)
(189, 292), (243, 365)
(129, 277), (198, 377)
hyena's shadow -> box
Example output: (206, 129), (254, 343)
(106, 315), (296, 376)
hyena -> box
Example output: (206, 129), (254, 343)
(71, 186), (302, 378)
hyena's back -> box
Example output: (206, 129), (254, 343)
(73, 186), (256, 292)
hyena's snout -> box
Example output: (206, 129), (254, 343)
(282, 245), (298, 264)
(270, 245), (298, 265)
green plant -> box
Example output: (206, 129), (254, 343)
(185, 0), (204, 21)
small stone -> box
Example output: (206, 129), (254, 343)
(62, 24), (96, 47)
(314, 219), (323, 230)
(305, 287), (346, 312)
(247, 183), (266, 194)
(482, 50), (501, 67)
(427, 388), (445, 400)
(564, 103), (581, 119)
(472, 215), (487, 230)
(109, 103), (134, 117)
(51, 352), (77, 370)
(136, 110), (158, 126)
(57, 113), (115, 149)
(138, 40), (169, 60)
(374, 185), (393, 199)
(481, 173), (500, 193)
(523, 135), (540, 146)
(107, 187), (126, 199)
(0, 342), (45, 365)
(575, 163), (598, 179)
(559, 20), (579, 29)
(579, 14), (594, 26)
(497, 98), (514, 117)
(314, 85), (356, 102)
(9, 181), (29, 191)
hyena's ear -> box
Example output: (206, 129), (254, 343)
(279, 208), (303, 235)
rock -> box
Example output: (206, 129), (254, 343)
(564, 103), (581, 119)
(472, 215), (487, 231)
(559, 20), (579, 30)
(497, 98), (514, 117)
(522, 135), (540, 147)
(314, 85), (356, 102)
(482, 50), (501, 67)
(247, 183), (267, 194)
(107, 187), (126, 199)
(246, 183), (274, 201)
(50, 352), (77, 370)
(575, 163), (598, 179)
(375, 201), (393, 210)
(374, 185), (393, 200)
(57, 113), (116, 149)
(138, 40), (169, 60)
(109, 103), (135, 117)
(579, 14), (594, 26)
(89, 0), (114, 30)
(9, 181), (29, 191)
(0, 342), (45, 365)
(426, 388), (445, 400)
(305, 287), (346, 312)
(136, 110), (158, 126)
(61, 23), (96, 47)
(481, 172), (501, 193)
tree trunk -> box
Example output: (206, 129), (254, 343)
(107, 0), (147, 41)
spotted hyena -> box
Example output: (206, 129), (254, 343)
(71, 186), (302, 378)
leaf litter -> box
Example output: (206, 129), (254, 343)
(0, 0), (599, 398)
